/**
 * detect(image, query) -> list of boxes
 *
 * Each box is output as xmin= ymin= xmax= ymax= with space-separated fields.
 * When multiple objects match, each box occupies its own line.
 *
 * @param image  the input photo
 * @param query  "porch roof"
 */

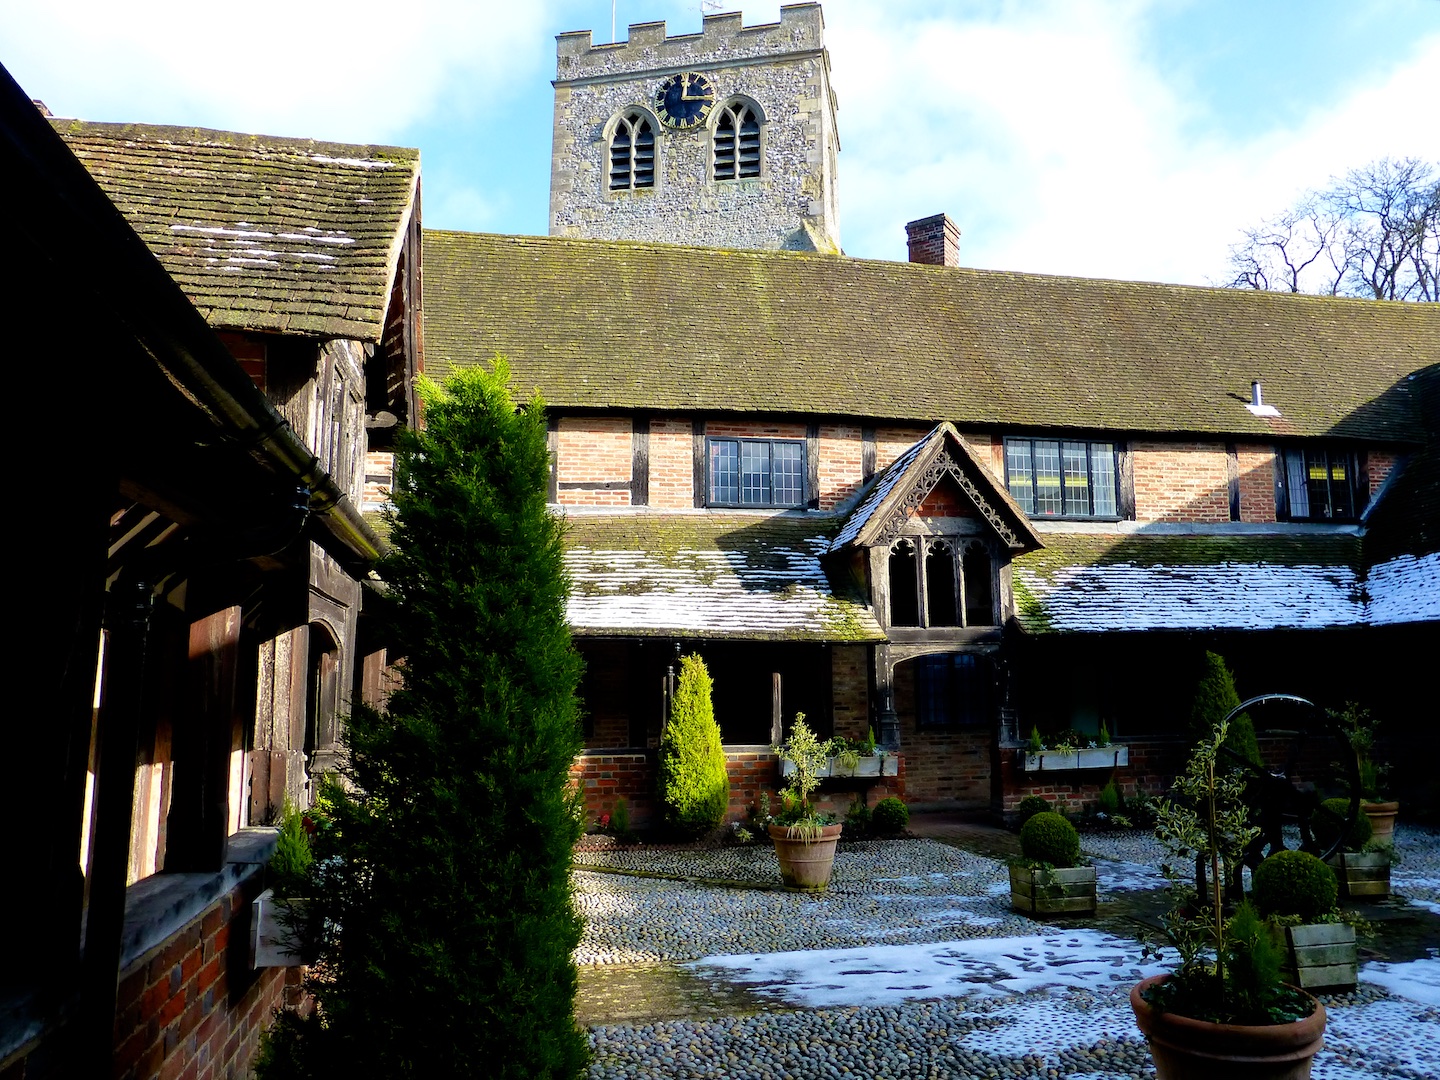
xmin=51 ymin=119 xmax=420 ymax=342
xmin=561 ymin=512 xmax=885 ymax=642
xmin=1009 ymin=532 xmax=1439 ymax=633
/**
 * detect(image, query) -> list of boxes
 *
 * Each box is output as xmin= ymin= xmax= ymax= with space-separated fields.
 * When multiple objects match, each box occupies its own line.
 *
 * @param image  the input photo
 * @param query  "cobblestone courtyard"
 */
xmin=574 ymin=821 xmax=1440 ymax=1079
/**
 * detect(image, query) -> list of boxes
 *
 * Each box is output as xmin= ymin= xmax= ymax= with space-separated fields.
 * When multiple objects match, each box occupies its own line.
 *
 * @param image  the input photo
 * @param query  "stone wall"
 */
xmin=549 ymin=5 xmax=839 ymax=252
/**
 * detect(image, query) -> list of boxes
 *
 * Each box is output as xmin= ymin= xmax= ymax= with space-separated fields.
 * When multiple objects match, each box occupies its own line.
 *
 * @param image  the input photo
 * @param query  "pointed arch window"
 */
xmin=886 ymin=536 xmax=997 ymax=629
xmin=713 ymin=102 xmax=761 ymax=180
xmin=609 ymin=112 xmax=656 ymax=190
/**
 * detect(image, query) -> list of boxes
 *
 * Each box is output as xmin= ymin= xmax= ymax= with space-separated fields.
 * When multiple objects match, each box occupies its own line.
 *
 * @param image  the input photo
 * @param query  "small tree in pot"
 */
xmin=770 ymin=714 xmax=843 ymax=890
xmin=1131 ymin=720 xmax=1326 ymax=1080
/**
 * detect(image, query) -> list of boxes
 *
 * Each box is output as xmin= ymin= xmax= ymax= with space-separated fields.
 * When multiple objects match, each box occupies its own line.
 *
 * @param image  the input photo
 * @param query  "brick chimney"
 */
xmin=905 ymin=213 xmax=961 ymax=267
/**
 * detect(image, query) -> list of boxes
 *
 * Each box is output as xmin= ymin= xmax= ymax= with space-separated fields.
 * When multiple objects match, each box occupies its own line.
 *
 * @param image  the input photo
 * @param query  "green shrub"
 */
xmin=268 ymin=801 xmax=313 ymax=900
xmin=1252 ymin=849 xmax=1338 ymax=920
xmin=872 ymin=797 xmax=910 ymax=834
xmin=1016 ymin=794 xmax=1051 ymax=826
xmin=1191 ymin=651 xmax=1262 ymax=767
xmin=1311 ymin=797 xmax=1372 ymax=853
xmin=1097 ymin=781 xmax=1121 ymax=815
xmin=843 ymin=796 xmax=872 ymax=838
xmin=657 ymin=654 xmax=730 ymax=837
xmin=1019 ymin=811 xmax=1081 ymax=868
xmin=610 ymin=796 xmax=631 ymax=839
xmin=1223 ymin=900 xmax=1286 ymax=1021
xmin=257 ymin=363 xmax=588 ymax=1079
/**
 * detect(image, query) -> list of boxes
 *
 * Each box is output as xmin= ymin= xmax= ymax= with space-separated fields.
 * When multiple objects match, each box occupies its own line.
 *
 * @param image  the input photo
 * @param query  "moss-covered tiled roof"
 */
xmin=561 ymin=512 xmax=884 ymax=641
xmin=424 ymin=231 xmax=1437 ymax=442
xmin=1012 ymin=532 xmax=1369 ymax=633
xmin=53 ymin=120 xmax=419 ymax=341
xmin=1364 ymin=365 xmax=1440 ymax=564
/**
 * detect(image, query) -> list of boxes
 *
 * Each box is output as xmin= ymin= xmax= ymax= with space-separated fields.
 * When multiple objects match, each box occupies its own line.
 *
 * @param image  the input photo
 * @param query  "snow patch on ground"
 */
xmin=691 ymin=931 xmax=1170 ymax=1009
xmin=1360 ymin=956 xmax=1440 ymax=1006
xmin=1092 ymin=858 xmax=1168 ymax=893
xmin=1318 ymin=994 xmax=1440 ymax=1078
xmin=956 ymin=990 xmax=1142 ymax=1062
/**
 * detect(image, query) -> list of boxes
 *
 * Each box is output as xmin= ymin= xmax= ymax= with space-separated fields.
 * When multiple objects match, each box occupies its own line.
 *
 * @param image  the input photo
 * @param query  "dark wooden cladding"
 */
xmin=1116 ymin=445 xmax=1136 ymax=520
xmin=632 ymin=414 xmax=650 ymax=506
xmin=547 ymin=414 xmax=559 ymax=503
xmin=692 ymin=418 xmax=707 ymax=508
xmin=806 ymin=422 xmax=821 ymax=509
xmin=1226 ymin=442 xmax=1241 ymax=521
xmin=862 ymin=426 xmax=877 ymax=481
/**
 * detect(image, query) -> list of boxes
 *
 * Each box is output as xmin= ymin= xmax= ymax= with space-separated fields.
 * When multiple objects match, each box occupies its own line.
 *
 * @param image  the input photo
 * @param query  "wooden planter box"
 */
xmin=250 ymin=888 xmax=313 ymax=968
xmin=1009 ymin=864 xmax=1097 ymax=917
xmin=780 ymin=754 xmax=898 ymax=779
xmin=1328 ymin=851 xmax=1391 ymax=899
xmin=1022 ymin=746 xmax=1128 ymax=772
xmin=1284 ymin=923 xmax=1358 ymax=991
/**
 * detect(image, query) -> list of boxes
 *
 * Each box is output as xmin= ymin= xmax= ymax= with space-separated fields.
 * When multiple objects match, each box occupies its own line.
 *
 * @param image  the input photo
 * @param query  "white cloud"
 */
xmin=821 ymin=0 xmax=1440 ymax=284
xmin=2 ymin=0 xmax=552 ymax=142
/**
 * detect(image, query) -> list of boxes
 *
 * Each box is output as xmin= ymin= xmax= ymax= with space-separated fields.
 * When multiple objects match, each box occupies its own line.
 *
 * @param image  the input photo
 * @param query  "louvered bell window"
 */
xmin=713 ymin=103 xmax=761 ymax=180
xmin=609 ymin=113 xmax=655 ymax=191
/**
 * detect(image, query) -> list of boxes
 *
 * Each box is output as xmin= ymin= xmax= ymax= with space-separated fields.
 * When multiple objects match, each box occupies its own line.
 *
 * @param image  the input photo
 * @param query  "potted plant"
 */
xmin=1130 ymin=721 xmax=1327 ymax=1080
xmin=1252 ymin=849 xmax=1358 ymax=993
xmin=252 ymin=801 xmax=318 ymax=968
xmin=769 ymin=714 xmax=844 ymax=890
xmin=1314 ymin=796 xmax=1391 ymax=900
xmin=1021 ymin=726 xmax=1129 ymax=772
xmin=1009 ymin=810 xmax=1096 ymax=917
xmin=780 ymin=726 xmax=897 ymax=779
xmin=1333 ymin=702 xmax=1398 ymax=843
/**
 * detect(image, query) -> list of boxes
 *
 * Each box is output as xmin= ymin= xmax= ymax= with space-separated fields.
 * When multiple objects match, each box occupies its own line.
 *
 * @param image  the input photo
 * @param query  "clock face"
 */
xmin=655 ymin=72 xmax=716 ymax=130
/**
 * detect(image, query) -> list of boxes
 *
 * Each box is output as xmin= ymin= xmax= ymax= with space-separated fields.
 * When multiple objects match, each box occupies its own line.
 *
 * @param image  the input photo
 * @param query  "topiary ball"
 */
xmin=1311 ymin=797 xmax=1372 ymax=853
xmin=1252 ymin=849 xmax=1338 ymax=920
xmin=1019 ymin=811 xmax=1081 ymax=868
xmin=1016 ymin=794 xmax=1051 ymax=827
xmin=872 ymin=797 xmax=909 ymax=834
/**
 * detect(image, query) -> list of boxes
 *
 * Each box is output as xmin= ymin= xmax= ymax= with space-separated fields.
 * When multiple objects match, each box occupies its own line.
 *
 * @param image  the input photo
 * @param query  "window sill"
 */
xmin=115 ymin=827 xmax=279 ymax=973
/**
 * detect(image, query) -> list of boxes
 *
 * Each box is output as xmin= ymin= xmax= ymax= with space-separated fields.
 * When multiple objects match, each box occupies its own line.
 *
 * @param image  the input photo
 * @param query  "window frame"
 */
xmin=1278 ymin=445 xmax=1366 ymax=523
xmin=886 ymin=535 xmax=997 ymax=630
xmin=711 ymin=100 xmax=764 ymax=182
xmin=914 ymin=652 xmax=995 ymax=728
xmin=607 ymin=109 xmax=658 ymax=192
xmin=705 ymin=436 xmax=808 ymax=509
xmin=1003 ymin=435 xmax=1124 ymax=521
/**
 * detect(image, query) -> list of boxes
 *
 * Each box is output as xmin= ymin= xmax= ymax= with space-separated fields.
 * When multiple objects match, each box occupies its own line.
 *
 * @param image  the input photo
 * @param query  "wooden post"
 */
xmin=771 ymin=672 xmax=783 ymax=744
xmin=79 ymin=574 xmax=154 ymax=1074
xmin=165 ymin=604 xmax=242 ymax=872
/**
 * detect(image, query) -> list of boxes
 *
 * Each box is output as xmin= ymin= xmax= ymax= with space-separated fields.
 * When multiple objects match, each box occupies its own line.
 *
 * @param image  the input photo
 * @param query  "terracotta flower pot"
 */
xmin=768 ymin=823 xmax=843 ymax=890
xmin=1362 ymin=800 xmax=1399 ymax=844
xmin=1129 ymin=974 xmax=1326 ymax=1080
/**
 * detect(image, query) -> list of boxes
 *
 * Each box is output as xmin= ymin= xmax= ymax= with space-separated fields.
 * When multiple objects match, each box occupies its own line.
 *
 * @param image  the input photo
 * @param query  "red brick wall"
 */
xmin=217 ymin=332 xmax=266 ymax=391
xmin=649 ymin=418 xmax=694 ymax=508
xmin=6 ymin=873 xmax=290 ymax=1080
xmin=1132 ymin=441 xmax=1231 ymax=522
xmin=831 ymin=646 xmax=870 ymax=741
xmin=893 ymin=660 xmax=990 ymax=807
xmin=998 ymin=737 xmax=1182 ymax=818
xmin=875 ymin=425 xmax=929 ymax=471
xmin=361 ymin=450 xmax=394 ymax=512
xmin=1368 ymin=450 xmax=1398 ymax=501
xmin=567 ymin=747 xmax=907 ymax=828
xmin=1236 ymin=444 xmax=1277 ymax=522
xmin=111 ymin=878 xmax=286 ymax=1080
xmin=818 ymin=423 xmax=864 ymax=509
xmin=556 ymin=417 xmax=632 ymax=507
xmin=704 ymin=421 xmax=808 ymax=439
xmin=959 ymin=433 xmax=1003 ymax=485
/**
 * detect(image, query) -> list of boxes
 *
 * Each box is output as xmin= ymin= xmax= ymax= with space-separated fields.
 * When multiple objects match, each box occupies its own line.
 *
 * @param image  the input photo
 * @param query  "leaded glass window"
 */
xmin=915 ymin=653 xmax=994 ymax=727
xmin=707 ymin=438 xmax=806 ymax=508
xmin=1005 ymin=437 xmax=1121 ymax=519
xmin=1283 ymin=447 xmax=1363 ymax=521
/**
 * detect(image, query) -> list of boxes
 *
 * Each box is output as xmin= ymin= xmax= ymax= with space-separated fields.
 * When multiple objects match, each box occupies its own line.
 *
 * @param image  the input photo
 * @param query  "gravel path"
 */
xmin=576 ymin=830 xmax=1440 ymax=1079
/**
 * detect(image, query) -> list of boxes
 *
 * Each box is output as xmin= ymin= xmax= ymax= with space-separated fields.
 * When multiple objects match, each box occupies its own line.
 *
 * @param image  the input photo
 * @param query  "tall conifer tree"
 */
xmin=259 ymin=361 xmax=586 ymax=1078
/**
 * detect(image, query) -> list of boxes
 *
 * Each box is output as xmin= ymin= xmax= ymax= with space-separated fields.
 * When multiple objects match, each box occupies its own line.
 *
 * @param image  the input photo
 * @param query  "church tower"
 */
xmin=549 ymin=4 xmax=841 ymax=252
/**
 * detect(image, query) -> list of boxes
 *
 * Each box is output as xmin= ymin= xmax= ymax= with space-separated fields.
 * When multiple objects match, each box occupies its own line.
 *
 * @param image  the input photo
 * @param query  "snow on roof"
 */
xmin=563 ymin=514 xmax=883 ymax=642
xmin=1367 ymin=551 xmax=1440 ymax=626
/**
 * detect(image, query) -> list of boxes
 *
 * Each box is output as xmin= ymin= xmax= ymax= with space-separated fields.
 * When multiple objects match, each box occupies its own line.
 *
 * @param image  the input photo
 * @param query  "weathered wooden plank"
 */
xmin=1294 ymin=963 xmax=1358 ymax=990
xmin=1290 ymin=923 xmax=1355 ymax=948
xmin=1294 ymin=942 xmax=1357 ymax=966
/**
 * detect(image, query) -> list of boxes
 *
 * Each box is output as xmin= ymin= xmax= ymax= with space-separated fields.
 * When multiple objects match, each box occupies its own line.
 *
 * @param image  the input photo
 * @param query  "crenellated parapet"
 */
xmin=556 ymin=3 xmax=825 ymax=82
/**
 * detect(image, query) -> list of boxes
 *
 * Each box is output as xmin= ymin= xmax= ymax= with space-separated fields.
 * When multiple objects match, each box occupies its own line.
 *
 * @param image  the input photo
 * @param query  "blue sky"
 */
xmin=5 ymin=0 xmax=1438 ymax=285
